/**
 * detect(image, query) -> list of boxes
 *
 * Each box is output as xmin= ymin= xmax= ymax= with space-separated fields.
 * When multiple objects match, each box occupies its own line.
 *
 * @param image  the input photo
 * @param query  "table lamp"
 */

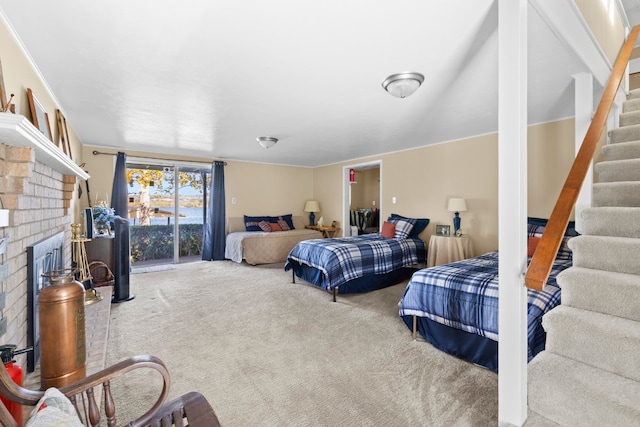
xmin=447 ymin=198 xmax=467 ymax=236
xmin=304 ymin=200 xmax=320 ymax=226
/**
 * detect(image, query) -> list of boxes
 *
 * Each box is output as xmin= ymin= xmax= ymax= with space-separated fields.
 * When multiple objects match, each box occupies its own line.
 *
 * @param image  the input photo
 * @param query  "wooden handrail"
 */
xmin=525 ymin=25 xmax=640 ymax=290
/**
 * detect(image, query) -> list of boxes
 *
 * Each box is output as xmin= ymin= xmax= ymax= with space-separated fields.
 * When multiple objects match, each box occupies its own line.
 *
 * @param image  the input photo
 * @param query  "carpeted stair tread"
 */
xmin=528 ymin=351 xmax=640 ymax=427
xmin=594 ymin=158 xmax=640 ymax=182
xmin=627 ymin=88 xmax=640 ymax=100
xmin=608 ymin=123 xmax=640 ymax=143
xmin=557 ymin=267 xmax=640 ymax=321
xmin=592 ymin=181 xmax=640 ymax=207
xmin=579 ymin=207 xmax=640 ymax=238
xmin=542 ymin=306 xmax=640 ymax=382
xmin=619 ymin=109 xmax=640 ymax=126
xmin=601 ymin=140 xmax=640 ymax=161
xmin=568 ymin=235 xmax=640 ymax=275
xmin=622 ymin=97 xmax=640 ymax=113
xmin=529 ymin=87 xmax=640 ymax=425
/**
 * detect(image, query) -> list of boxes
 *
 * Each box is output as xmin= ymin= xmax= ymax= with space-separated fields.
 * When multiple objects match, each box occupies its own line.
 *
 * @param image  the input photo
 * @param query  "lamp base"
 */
xmin=309 ymin=212 xmax=316 ymax=226
xmin=453 ymin=212 xmax=461 ymax=235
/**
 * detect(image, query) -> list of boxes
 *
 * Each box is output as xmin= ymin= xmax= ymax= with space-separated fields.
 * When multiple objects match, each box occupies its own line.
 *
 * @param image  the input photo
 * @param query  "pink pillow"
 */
xmin=277 ymin=219 xmax=290 ymax=231
xmin=381 ymin=221 xmax=396 ymax=239
xmin=258 ymin=221 xmax=271 ymax=232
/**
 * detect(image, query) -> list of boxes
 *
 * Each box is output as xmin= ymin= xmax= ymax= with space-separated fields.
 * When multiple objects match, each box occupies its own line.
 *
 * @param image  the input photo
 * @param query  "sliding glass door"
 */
xmin=126 ymin=160 xmax=210 ymax=268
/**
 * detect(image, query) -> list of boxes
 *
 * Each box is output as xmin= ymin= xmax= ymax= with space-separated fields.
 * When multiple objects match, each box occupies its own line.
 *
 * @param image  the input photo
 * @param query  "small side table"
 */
xmin=305 ymin=225 xmax=341 ymax=238
xmin=428 ymin=235 xmax=474 ymax=267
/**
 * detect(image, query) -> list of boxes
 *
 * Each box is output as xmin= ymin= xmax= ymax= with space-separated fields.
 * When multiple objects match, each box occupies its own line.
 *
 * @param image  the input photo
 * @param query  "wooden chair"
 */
xmin=145 ymin=391 xmax=221 ymax=427
xmin=0 ymin=354 xmax=221 ymax=426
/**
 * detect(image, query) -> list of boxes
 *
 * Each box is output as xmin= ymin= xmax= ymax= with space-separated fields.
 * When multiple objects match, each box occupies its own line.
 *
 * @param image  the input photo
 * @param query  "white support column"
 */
xmin=498 ymin=0 xmax=528 ymax=425
xmin=573 ymin=73 xmax=593 ymax=234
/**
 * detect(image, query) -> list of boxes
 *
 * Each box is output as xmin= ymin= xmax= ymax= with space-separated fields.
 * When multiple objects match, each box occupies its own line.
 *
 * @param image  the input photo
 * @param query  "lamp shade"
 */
xmin=447 ymin=198 xmax=467 ymax=213
xmin=382 ymin=72 xmax=425 ymax=98
xmin=304 ymin=200 xmax=320 ymax=213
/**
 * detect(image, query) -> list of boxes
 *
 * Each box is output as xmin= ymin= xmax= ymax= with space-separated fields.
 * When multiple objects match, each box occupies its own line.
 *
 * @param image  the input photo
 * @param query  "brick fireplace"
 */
xmin=0 ymin=114 xmax=86 ymax=370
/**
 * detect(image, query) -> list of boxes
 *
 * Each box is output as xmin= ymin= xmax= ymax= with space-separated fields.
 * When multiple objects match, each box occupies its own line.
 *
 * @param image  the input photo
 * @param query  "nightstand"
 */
xmin=427 ymin=235 xmax=474 ymax=267
xmin=305 ymin=225 xmax=341 ymax=238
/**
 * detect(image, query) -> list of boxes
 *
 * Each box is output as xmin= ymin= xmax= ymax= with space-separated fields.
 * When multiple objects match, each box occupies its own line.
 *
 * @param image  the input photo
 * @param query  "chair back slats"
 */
xmin=142 ymin=391 xmax=222 ymax=427
xmin=0 ymin=355 xmax=171 ymax=426
xmin=172 ymin=409 xmax=186 ymax=427
xmin=83 ymin=386 xmax=99 ymax=425
xmin=103 ymin=380 xmax=116 ymax=426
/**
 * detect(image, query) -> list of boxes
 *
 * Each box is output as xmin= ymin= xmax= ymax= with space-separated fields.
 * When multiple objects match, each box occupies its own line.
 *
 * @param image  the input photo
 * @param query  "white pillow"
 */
xmin=388 ymin=217 xmax=416 ymax=239
xmin=26 ymin=387 xmax=83 ymax=427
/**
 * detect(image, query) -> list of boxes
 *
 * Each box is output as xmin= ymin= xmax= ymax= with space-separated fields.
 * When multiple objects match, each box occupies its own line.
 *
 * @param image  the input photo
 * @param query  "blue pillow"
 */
xmin=244 ymin=215 xmax=272 ymax=231
xmin=388 ymin=214 xmax=429 ymax=237
xmin=527 ymin=217 xmax=577 ymax=237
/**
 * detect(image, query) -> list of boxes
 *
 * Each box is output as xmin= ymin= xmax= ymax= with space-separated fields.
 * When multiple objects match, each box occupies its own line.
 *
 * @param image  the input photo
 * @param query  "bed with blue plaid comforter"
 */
xmin=284 ymin=234 xmax=426 ymax=292
xmin=399 ymin=251 xmax=571 ymax=371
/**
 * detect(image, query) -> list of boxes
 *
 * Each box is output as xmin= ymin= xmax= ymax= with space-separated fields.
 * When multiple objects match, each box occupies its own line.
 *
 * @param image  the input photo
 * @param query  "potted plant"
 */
xmin=92 ymin=203 xmax=115 ymax=235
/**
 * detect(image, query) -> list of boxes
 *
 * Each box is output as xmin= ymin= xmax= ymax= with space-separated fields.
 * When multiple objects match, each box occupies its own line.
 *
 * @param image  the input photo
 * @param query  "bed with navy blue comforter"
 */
xmin=398 ymin=251 xmax=572 ymax=372
xmin=284 ymin=234 xmax=427 ymax=299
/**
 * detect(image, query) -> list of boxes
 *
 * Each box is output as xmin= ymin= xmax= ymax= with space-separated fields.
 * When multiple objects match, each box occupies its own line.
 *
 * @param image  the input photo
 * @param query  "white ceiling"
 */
xmin=1 ymin=1 xmax=639 ymax=168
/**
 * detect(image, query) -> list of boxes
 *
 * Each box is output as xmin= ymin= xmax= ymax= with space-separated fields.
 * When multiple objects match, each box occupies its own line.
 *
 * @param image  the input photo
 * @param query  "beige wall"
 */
xmin=224 ymin=161 xmax=313 ymax=218
xmin=630 ymin=72 xmax=640 ymax=90
xmin=312 ymin=119 xmax=575 ymax=256
xmin=528 ymin=120 xmax=577 ymax=217
xmin=575 ymin=0 xmax=626 ymax=66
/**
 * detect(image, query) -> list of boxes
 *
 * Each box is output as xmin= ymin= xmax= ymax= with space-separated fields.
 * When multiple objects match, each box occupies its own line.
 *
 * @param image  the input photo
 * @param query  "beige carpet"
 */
xmin=106 ymin=260 xmax=498 ymax=426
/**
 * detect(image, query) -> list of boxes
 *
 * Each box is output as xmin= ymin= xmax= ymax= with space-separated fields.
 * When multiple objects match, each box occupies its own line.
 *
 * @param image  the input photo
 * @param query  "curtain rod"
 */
xmin=91 ymin=150 xmax=227 ymax=166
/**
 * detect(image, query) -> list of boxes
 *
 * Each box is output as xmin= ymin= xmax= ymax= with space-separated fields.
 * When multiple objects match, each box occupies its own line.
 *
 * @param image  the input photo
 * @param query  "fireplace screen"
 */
xmin=27 ymin=231 xmax=64 ymax=372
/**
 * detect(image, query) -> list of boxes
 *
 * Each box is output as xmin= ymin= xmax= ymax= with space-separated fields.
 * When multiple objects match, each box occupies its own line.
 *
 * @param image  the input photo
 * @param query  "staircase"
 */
xmin=526 ymin=89 xmax=640 ymax=425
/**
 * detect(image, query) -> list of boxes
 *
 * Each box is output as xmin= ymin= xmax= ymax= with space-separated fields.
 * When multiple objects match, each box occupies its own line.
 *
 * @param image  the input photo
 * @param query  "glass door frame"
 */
xmin=126 ymin=157 xmax=211 ymax=265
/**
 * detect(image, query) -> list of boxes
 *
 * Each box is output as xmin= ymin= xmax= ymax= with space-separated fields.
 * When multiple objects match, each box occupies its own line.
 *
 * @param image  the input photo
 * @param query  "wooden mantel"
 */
xmin=0 ymin=114 xmax=89 ymax=180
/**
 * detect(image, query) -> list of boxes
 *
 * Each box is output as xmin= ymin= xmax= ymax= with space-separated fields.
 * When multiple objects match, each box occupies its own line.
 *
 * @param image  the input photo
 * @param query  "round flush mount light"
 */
xmin=257 ymin=136 xmax=278 ymax=149
xmin=382 ymin=72 xmax=425 ymax=98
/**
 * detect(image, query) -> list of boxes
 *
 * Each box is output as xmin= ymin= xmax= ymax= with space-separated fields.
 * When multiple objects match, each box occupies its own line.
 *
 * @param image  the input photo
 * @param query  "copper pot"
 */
xmin=38 ymin=269 xmax=86 ymax=389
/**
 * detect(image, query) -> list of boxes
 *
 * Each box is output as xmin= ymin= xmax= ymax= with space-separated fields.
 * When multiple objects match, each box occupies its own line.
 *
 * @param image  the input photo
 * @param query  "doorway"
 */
xmin=126 ymin=159 xmax=211 ymax=267
xmin=343 ymin=161 xmax=382 ymax=236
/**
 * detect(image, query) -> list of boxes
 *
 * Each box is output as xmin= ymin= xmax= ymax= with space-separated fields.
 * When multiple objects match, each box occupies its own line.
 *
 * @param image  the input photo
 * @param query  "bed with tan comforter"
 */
xmin=225 ymin=216 xmax=322 ymax=265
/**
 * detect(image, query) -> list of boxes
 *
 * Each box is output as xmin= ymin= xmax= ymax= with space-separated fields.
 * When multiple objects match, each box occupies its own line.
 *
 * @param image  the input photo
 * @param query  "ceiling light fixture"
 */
xmin=257 ymin=136 xmax=278 ymax=149
xmin=381 ymin=72 xmax=425 ymax=98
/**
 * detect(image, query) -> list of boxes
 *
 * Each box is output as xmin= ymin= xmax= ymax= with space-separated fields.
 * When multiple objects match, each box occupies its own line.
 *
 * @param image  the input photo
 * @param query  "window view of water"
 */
xmin=129 ymin=206 xmax=205 ymax=226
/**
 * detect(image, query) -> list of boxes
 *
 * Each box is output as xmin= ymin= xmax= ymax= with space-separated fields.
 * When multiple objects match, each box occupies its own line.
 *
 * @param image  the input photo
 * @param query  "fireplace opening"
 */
xmin=26 ymin=232 xmax=64 ymax=372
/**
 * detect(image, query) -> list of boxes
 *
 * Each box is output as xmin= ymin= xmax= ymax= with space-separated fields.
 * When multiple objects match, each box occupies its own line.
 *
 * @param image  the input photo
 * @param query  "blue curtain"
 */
xmin=111 ymin=152 xmax=128 ymax=218
xmin=202 ymin=161 xmax=226 ymax=260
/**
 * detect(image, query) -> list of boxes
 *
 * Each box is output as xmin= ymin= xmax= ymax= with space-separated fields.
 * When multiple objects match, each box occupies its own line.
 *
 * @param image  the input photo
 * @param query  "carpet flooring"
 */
xmin=106 ymin=260 xmax=498 ymax=426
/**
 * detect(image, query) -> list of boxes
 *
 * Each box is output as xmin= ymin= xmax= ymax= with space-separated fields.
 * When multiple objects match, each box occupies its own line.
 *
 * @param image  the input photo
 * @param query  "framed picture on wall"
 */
xmin=436 ymin=225 xmax=450 ymax=236
xmin=55 ymin=109 xmax=72 ymax=159
xmin=27 ymin=88 xmax=53 ymax=142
